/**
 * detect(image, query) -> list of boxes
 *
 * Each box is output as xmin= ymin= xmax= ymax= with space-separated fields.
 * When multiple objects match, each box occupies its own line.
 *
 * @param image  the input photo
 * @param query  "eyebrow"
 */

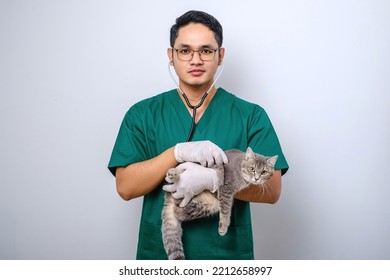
xmin=175 ymin=43 xmax=217 ymax=49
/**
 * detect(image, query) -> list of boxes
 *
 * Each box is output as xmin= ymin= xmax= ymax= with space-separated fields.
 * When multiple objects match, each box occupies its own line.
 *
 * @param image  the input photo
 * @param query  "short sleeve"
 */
xmin=248 ymin=106 xmax=289 ymax=175
xmin=107 ymin=106 xmax=148 ymax=176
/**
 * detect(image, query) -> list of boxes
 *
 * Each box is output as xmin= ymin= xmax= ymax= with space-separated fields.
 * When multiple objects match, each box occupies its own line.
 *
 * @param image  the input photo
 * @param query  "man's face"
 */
xmin=168 ymin=23 xmax=224 ymax=90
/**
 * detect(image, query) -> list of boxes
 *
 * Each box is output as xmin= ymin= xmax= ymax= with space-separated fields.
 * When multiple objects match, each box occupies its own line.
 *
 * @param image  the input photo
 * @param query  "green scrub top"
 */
xmin=108 ymin=88 xmax=288 ymax=259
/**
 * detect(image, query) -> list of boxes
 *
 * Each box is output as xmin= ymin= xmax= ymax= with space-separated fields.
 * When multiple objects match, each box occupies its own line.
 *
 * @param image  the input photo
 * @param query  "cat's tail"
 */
xmin=161 ymin=193 xmax=185 ymax=260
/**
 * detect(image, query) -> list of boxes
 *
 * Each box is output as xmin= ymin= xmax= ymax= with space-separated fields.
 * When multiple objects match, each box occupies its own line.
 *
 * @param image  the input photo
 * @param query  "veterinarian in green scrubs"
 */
xmin=108 ymin=11 xmax=288 ymax=259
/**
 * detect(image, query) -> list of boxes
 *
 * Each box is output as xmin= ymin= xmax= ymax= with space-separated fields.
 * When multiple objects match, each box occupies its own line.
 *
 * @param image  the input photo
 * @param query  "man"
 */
xmin=108 ymin=10 xmax=288 ymax=259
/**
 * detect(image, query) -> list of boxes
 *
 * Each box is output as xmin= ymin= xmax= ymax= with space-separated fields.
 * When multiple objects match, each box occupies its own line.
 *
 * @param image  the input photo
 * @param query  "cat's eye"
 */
xmin=249 ymin=167 xmax=256 ymax=172
xmin=261 ymin=170 xmax=268 ymax=175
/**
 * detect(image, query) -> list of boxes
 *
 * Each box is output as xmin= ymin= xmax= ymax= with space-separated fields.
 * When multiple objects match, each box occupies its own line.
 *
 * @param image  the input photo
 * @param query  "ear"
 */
xmin=267 ymin=155 xmax=279 ymax=167
xmin=167 ymin=48 xmax=174 ymax=65
xmin=244 ymin=147 xmax=255 ymax=160
xmin=218 ymin=47 xmax=225 ymax=65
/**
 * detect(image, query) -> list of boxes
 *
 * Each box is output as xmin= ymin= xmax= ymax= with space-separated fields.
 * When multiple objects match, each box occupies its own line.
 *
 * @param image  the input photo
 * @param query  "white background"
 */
xmin=1 ymin=0 xmax=389 ymax=259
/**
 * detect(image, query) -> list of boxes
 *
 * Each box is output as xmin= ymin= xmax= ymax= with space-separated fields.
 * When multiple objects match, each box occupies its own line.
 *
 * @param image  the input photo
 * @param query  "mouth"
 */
xmin=188 ymin=69 xmax=205 ymax=77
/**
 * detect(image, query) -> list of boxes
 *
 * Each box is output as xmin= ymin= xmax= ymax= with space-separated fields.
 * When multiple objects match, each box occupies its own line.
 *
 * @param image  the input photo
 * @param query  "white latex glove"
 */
xmin=163 ymin=162 xmax=219 ymax=207
xmin=174 ymin=140 xmax=228 ymax=167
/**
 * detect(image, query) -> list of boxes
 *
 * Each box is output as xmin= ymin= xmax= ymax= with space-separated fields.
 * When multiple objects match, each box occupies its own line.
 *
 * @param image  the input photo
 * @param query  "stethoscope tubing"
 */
xmin=168 ymin=62 xmax=224 ymax=141
xmin=182 ymin=92 xmax=208 ymax=141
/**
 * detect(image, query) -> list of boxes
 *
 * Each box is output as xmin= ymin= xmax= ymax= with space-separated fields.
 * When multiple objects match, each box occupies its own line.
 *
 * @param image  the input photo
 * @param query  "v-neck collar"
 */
xmin=172 ymin=87 xmax=224 ymax=137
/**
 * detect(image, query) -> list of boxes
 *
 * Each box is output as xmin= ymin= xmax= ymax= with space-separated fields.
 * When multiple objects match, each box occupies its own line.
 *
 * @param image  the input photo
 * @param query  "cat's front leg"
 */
xmin=165 ymin=168 xmax=180 ymax=183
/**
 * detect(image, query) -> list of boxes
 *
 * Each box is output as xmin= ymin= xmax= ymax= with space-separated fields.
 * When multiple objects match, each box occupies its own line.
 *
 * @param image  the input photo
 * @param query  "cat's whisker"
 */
xmin=252 ymin=183 xmax=265 ymax=199
xmin=256 ymin=182 xmax=272 ymax=200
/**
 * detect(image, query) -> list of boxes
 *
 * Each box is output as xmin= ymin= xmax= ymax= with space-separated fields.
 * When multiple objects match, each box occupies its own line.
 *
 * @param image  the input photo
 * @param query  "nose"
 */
xmin=190 ymin=51 xmax=203 ymax=64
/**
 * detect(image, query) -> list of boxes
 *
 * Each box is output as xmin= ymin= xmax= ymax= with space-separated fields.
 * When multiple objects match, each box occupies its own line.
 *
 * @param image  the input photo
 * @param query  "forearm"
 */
xmin=115 ymin=147 xmax=177 ymax=201
xmin=234 ymin=170 xmax=282 ymax=204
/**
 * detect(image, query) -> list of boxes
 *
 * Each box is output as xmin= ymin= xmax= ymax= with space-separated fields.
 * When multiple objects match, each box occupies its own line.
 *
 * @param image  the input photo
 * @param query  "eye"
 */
xmin=178 ymin=49 xmax=191 ymax=55
xmin=249 ymin=166 xmax=256 ymax=173
xmin=261 ymin=170 xmax=268 ymax=176
xmin=200 ymin=49 xmax=213 ymax=54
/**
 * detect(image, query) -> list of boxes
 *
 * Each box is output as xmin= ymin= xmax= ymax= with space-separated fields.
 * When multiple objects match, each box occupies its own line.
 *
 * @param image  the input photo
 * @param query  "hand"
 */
xmin=163 ymin=162 xmax=219 ymax=207
xmin=174 ymin=140 xmax=228 ymax=167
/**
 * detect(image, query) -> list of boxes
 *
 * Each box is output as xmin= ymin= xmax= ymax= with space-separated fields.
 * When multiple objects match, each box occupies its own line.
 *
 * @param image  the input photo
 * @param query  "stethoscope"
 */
xmin=168 ymin=61 xmax=224 ymax=141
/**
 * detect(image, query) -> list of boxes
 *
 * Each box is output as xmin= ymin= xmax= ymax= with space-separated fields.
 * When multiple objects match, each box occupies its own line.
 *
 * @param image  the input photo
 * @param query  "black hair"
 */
xmin=170 ymin=10 xmax=223 ymax=48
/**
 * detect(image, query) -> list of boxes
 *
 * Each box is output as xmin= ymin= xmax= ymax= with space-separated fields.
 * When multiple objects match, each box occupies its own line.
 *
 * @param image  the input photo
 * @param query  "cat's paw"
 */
xmin=165 ymin=168 xmax=179 ymax=183
xmin=218 ymin=223 xmax=228 ymax=236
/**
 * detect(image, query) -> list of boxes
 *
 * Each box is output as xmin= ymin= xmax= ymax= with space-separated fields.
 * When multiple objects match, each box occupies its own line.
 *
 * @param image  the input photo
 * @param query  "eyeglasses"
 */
xmin=172 ymin=48 xmax=220 ymax=61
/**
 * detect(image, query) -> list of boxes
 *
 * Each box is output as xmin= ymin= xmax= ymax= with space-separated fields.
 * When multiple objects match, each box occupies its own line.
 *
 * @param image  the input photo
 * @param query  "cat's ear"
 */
xmin=267 ymin=155 xmax=279 ymax=167
xmin=244 ymin=147 xmax=255 ymax=160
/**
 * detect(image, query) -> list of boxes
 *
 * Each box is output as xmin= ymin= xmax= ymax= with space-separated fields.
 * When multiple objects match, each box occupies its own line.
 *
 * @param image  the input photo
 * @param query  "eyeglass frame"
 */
xmin=171 ymin=47 xmax=221 ymax=61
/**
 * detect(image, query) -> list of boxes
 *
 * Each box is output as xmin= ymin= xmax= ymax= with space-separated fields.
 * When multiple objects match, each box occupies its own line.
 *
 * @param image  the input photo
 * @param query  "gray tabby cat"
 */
xmin=161 ymin=147 xmax=278 ymax=260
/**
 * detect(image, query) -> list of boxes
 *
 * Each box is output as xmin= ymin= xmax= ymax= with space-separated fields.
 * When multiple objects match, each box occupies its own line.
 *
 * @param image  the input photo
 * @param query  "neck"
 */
xmin=178 ymin=86 xmax=217 ymax=107
xmin=178 ymin=79 xmax=216 ymax=99
xmin=177 ymin=85 xmax=218 ymax=123
xmin=179 ymin=87 xmax=215 ymax=101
